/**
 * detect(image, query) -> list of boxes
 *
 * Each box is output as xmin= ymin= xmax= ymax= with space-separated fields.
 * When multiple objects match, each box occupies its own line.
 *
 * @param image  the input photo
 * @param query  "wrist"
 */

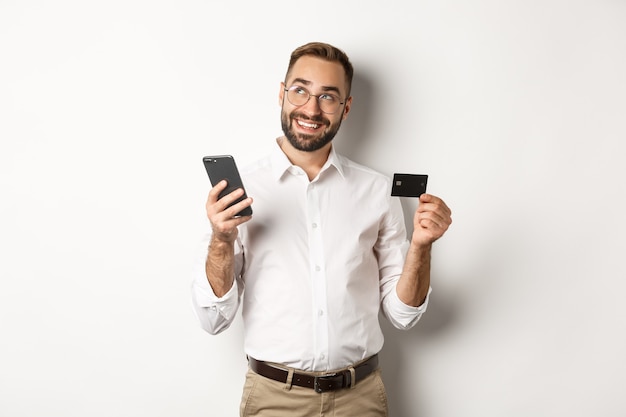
xmin=210 ymin=232 xmax=237 ymax=247
xmin=410 ymin=237 xmax=432 ymax=251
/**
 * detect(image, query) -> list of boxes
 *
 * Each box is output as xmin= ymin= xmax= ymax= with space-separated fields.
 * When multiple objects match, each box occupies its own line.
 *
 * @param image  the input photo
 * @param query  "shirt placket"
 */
xmin=306 ymin=181 xmax=330 ymax=370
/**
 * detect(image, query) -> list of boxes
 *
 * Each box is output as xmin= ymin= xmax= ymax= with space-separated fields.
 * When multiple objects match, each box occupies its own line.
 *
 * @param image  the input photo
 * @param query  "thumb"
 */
xmin=419 ymin=193 xmax=433 ymax=203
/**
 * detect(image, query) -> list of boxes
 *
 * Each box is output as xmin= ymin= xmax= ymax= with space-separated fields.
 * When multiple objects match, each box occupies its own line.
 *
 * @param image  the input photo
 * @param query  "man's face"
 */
xmin=279 ymin=56 xmax=352 ymax=152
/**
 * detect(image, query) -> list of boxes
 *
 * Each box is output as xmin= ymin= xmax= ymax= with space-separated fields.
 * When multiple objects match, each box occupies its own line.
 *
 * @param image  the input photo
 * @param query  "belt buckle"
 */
xmin=313 ymin=373 xmax=342 ymax=393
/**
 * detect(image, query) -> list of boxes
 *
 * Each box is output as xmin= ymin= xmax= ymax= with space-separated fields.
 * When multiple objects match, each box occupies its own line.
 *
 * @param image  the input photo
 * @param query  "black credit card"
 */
xmin=391 ymin=174 xmax=428 ymax=197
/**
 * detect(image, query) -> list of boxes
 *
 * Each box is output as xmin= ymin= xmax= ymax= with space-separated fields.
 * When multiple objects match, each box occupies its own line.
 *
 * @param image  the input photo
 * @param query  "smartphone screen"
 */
xmin=203 ymin=155 xmax=252 ymax=217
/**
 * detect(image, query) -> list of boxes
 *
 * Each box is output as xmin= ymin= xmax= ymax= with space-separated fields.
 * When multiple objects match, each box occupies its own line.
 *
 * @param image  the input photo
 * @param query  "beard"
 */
xmin=281 ymin=110 xmax=342 ymax=152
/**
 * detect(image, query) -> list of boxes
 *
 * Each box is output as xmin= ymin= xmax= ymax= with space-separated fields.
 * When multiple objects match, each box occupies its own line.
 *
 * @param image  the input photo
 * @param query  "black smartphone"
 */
xmin=203 ymin=155 xmax=253 ymax=217
xmin=391 ymin=173 xmax=428 ymax=197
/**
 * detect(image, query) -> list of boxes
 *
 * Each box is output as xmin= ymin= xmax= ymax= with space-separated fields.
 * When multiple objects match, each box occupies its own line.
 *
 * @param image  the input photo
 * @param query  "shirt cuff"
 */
xmin=387 ymin=287 xmax=432 ymax=329
xmin=192 ymin=275 xmax=239 ymax=313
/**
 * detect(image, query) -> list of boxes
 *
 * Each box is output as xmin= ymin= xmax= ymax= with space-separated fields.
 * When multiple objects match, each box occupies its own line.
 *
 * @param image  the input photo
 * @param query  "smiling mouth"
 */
xmin=297 ymin=119 xmax=320 ymax=129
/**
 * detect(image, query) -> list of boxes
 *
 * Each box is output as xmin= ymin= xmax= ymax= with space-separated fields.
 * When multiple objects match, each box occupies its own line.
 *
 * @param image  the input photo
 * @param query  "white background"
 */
xmin=1 ymin=1 xmax=625 ymax=416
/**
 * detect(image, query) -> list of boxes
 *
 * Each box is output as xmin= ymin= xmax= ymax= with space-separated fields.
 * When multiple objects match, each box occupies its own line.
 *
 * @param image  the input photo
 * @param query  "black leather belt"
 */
xmin=248 ymin=354 xmax=379 ymax=393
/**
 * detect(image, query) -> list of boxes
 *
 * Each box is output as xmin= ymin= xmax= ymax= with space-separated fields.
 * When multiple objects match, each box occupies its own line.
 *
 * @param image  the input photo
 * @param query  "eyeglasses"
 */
xmin=283 ymin=85 xmax=345 ymax=114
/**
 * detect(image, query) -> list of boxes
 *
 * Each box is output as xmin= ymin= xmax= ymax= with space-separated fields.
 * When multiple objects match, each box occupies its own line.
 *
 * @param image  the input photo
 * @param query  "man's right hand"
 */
xmin=206 ymin=180 xmax=253 ymax=243
xmin=204 ymin=180 xmax=253 ymax=297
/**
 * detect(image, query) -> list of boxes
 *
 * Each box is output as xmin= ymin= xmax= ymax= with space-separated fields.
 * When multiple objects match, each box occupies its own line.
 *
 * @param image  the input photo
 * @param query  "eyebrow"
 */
xmin=290 ymin=78 xmax=342 ymax=96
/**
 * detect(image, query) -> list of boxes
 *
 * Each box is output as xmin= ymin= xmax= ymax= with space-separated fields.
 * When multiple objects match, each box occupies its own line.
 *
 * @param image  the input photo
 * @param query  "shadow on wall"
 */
xmin=333 ymin=69 xmax=377 ymax=163
xmin=379 ymin=285 xmax=460 ymax=417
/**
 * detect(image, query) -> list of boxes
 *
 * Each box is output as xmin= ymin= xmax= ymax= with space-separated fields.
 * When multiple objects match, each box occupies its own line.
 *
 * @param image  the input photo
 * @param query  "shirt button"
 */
xmin=320 ymin=354 xmax=325 ymax=360
xmin=318 ymin=309 xmax=324 ymax=316
xmin=315 ymin=265 xmax=321 ymax=272
xmin=312 ymin=223 xmax=317 ymax=229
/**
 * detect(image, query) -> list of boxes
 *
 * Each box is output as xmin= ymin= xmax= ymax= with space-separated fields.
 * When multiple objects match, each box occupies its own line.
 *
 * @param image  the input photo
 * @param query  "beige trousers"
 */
xmin=240 ymin=366 xmax=389 ymax=417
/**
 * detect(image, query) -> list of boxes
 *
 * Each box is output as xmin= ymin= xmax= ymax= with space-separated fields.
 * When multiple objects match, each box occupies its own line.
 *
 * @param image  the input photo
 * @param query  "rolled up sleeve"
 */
xmin=191 ymin=275 xmax=241 ymax=335
xmin=190 ymin=232 xmax=243 ymax=335
xmin=382 ymin=286 xmax=431 ymax=330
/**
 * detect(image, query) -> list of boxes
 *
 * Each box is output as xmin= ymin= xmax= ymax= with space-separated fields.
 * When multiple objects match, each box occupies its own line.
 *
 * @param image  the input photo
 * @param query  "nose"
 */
xmin=300 ymin=94 xmax=323 ymax=115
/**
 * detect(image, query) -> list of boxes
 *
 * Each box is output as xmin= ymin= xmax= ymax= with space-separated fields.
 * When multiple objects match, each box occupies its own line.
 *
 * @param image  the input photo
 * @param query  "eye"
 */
xmin=319 ymin=94 xmax=337 ymax=102
xmin=294 ymin=87 xmax=308 ymax=96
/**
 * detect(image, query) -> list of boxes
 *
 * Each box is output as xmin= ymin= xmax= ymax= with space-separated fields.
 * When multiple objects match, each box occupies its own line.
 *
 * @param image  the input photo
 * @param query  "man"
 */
xmin=191 ymin=42 xmax=452 ymax=416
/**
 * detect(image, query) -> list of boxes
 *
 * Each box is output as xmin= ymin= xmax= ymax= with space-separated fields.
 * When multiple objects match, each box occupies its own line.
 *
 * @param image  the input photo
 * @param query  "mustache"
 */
xmin=291 ymin=112 xmax=328 ymax=125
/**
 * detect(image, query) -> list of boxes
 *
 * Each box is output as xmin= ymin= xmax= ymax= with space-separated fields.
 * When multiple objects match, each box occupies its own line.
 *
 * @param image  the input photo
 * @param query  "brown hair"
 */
xmin=285 ymin=42 xmax=354 ymax=97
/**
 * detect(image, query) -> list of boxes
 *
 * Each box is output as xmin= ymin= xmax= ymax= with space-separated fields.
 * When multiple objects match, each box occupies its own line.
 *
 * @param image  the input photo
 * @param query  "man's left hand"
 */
xmin=412 ymin=194 xmax=452 ymax=246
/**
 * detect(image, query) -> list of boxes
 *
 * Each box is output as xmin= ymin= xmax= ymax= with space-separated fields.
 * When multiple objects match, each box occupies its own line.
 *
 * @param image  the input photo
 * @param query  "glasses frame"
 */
xmin=283 ymin=85 xmax=346 ymax=114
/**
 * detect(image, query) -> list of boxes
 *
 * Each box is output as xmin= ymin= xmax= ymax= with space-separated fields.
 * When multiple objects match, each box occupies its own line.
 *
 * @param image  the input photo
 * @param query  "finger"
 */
xmin=419 ymin=193 xmax=438 ymax=204
xmin=417 ymin=205 xmax=451 ymax=224
xmin=209 ymin=197 xmax=253 ymax=237
xmin=417 ymin=210 xmax=449 ymax=230
xmin=207 ymin=180 xmax=229 ymax=204
xmin=222 ymin=196 xmax=253 ymax=219
xmin=416 ymin=220 xmax=448 ymax=243
xmin=418 ymin=194 xmax=452 ymax=217
xmin=215 ymin=211 xmax=252 ymax=231
xmin=417 ymin=202 xmax=453 ymax=228
xmin=208 ymin=187 xmax=245 ymax=215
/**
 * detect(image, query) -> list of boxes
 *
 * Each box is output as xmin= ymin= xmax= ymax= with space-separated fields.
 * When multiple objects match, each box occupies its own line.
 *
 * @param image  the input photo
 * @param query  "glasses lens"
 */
xmin=317 ymin=94 xmax=339 ymax=114
xmin=287 ymin=86 xmax=309 ymax=106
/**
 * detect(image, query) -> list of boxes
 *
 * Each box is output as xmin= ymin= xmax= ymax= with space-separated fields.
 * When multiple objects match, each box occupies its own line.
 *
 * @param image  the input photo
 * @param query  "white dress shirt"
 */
xmin=191 ymin=140 xmax=430 ymax=372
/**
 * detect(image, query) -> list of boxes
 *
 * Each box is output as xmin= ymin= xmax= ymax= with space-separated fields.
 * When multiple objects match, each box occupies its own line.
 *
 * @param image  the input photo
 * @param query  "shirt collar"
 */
xmin=270 ymin=138 xmax=346 ymax=181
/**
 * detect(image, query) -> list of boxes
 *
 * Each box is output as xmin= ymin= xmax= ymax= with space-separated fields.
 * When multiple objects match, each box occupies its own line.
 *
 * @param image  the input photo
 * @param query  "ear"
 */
xmin=278 ymin=82 xmax=286 ymax=107
xmin=341 ymin=96 xmax=353 ymax=120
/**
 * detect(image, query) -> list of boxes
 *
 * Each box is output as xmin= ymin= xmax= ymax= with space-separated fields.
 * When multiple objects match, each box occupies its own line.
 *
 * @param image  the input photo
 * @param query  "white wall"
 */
xmin=1 ymin=1 xmax=625 ymax=416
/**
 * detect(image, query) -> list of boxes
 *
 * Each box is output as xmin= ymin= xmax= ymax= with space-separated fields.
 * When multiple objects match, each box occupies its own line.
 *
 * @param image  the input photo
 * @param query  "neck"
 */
xmin=278 ymin=137 xmax=331 ymax=181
